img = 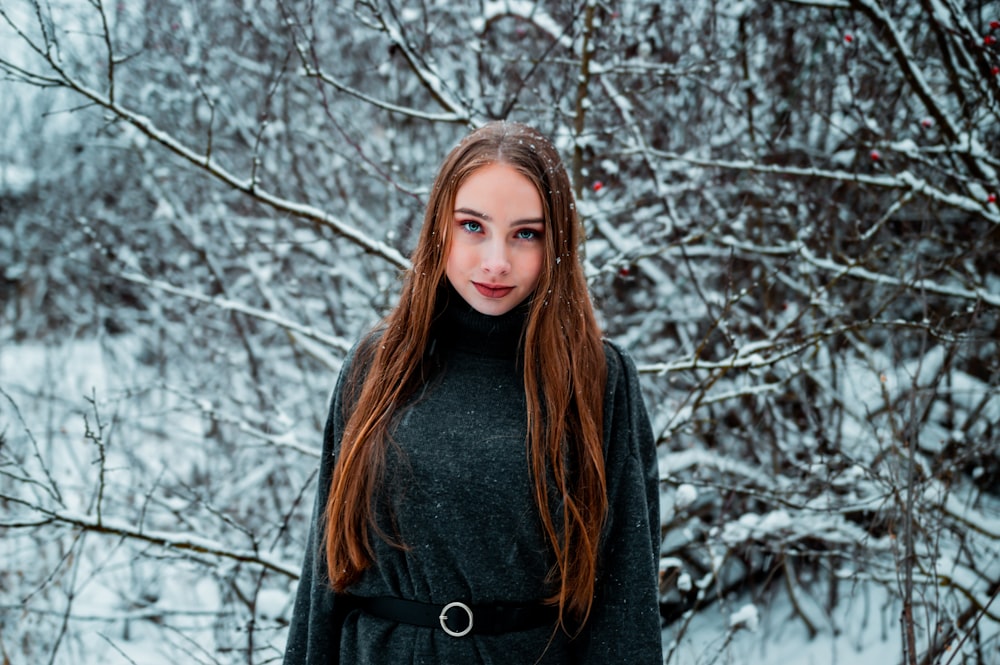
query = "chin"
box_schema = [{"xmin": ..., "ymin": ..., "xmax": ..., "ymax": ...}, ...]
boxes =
[
  {"xmin": 471, "ymin": 301, "xmax": 514, "ymax": 316},
  {"xmin": 463, "ymin": 291, "xmax": 523, "ymax": 316}
]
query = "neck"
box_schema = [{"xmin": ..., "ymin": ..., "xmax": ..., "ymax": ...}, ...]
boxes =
[{"xmin": 432, "ymin": 285, "xmax": 530, "ymax": 358}]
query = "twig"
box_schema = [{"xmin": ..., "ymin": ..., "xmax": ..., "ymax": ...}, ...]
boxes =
[
  {"xmin": 83, "ymin": 389, "xmax": 107, "ymax": 525},
  {"xmin": 0, "ymin": 386, "xmax": 63, "ymax": 504}
]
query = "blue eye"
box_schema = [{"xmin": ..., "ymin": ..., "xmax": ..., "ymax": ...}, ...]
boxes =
[
  {"xmin": 516, "ymin": 229, "xmax": 540, "ymax": 240},
  {"xmin": 460, "ymin": 221, "xmax": 482, "ymax": 233}
]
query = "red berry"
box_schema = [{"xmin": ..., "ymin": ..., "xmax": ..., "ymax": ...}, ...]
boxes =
[
  {"xmin": 986, "ymin": 35, "xmax": 997, "ymax": 45},
  {"xmin": 844, "ymin": 33, "xmax": 853, "ymax": 43},
  {"xmin": 921, "ymin": 118, "xmax": 933, "ymax": 128},
  {"xmin": 592, "ymin": 181, "xmax": 604, "ymax": 192},
  {"xmin": 870, "ymin": 149, "xmax": 881, "ymax": 161},
  {"xmin": 988, "ymin": 194, "xmax": 997, "ymax": 203},
  {"xmin": 618, "ymin": 266, "xmax": 630, "ymax": 277},
  {"xmin": 991, "ymin": 20, "xmax": 1000, "ymax": 30},
  {"xmin": 993, "ymin": 66, "xmax": 1000, "ymax": 75}
]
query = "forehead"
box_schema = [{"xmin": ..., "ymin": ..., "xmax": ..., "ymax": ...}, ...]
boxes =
[{"xmin": 454, "ymin": 163, "xmax": 543, "ymax": 220}]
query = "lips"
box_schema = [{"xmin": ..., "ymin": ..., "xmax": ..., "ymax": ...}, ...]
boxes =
[{"xmin": 473, "ymin": 282, "xmax": 515, "ymax": 299}]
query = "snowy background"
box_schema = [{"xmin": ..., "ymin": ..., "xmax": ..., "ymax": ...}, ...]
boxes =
[{"xmin": 1, "ymin": 1, "xmax": 998, "ymax": 663}]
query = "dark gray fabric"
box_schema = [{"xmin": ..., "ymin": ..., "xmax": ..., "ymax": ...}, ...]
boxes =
[{"xmin": 284, "ymin": 298, "xmax": 662, "ymax": 664}]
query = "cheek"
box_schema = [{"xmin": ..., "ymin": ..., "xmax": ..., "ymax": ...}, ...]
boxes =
[
  {"xmin": 445, "ymin": 238, "xmax": 474, "ymax": 274},
  {"xmin": 448, "ymin": 242, "xmax": 467, "ymax": 266},
  {"xmin": 526, "ymin": 247, "xmax": 545, "ymax": 285}
]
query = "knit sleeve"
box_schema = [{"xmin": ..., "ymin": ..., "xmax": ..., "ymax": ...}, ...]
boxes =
[
  {"xmin": 571, "ymin": 341, "xmax": 662, "ymax": 663},
  {"xmin": 283, "ymin": 345, "xmax": 360, "ymax": 665}
]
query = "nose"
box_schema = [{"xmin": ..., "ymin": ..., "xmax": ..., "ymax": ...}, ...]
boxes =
[{"xmin": 481, "ymin": 239, "xmax": 511, "ymax": 275}]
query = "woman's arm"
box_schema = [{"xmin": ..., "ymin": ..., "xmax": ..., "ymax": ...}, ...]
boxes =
[
  {"xmin": 571, "ymin": 341, "xmax": 662, "ymax": 664},
  {"xmin": 283, "ymin": 348, "xmax": 359, "ymax": 665},
  {"xmin": 283, "ymin": 463, "xmax": 339, "ymax": 665}
]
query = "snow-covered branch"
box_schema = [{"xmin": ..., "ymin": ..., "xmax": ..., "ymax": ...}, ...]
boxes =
[
  {"xmin": 364, "ymin": 0, "xmax": 479, "ymax": 123},
  {"xmin": 119, "ymin": 272, "xmax": 353, "ymax": 359},
  {"xmin": 642, "ymin": 149, "xmax": 1000, "ymax": 226},
  {"xmin": 0, "ymin": 501, "xmax": 300, "ymax": 579}
]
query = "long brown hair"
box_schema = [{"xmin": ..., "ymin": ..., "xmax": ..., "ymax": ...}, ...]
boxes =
[{"xmin": 324, "ymin": 121, "xmax": 608, "ymax": 630}]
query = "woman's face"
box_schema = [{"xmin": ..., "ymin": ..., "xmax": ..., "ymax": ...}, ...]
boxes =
[{"xmin": 445, "ymin": 162, "xmax": 545, "ymax": 316}]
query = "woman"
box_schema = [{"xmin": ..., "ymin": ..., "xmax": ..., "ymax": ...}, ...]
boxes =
[{"xmin": 284, "ymin": 121, "xmax": 662, "ymax": 664}]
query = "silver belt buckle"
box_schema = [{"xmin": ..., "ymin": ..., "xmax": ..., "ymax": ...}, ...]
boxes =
[{"xmin": 439, "ymin": 601, "xmax": 474, "ymax": 637}]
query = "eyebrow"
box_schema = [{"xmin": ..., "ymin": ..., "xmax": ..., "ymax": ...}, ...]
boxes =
[{"xmin": 454, "ymin": 207, "xmax": 544, "ymax": 226}]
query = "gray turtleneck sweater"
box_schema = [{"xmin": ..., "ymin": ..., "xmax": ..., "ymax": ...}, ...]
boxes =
[{"xmin": 284, "ymin": 295, "xmax": 662, "ymax": 664}]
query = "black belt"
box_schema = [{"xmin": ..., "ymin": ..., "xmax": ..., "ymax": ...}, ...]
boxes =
[{"xmin": 339, "ymin": 594, "xmax": 558, "ymax": 637}]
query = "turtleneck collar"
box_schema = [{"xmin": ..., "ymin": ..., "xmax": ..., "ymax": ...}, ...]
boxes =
[{"xmin": 432, "ymin": 284, "xmax": 530, "ymax": 359}]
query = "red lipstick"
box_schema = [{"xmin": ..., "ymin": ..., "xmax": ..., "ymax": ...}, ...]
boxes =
[{"xmin": 474, "ymin": 282, "xmax": 514, "ymax": 299}]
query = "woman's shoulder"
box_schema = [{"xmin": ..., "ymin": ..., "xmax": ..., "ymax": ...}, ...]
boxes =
[
  {"xmin": 328, "ymin": 327, "xmax": 386, "ymax": 408},
  {"xmin": 599, "ymin": 338, "xmax": 656, "ymax": 470},
  {"xmin": 598, "ymin": 339, "xmax": 648, "ymax": 434},
  {"xmin": 600, "ymin": 338, "xmax": 641, "ymax": 388},
  {"xmin": 340, "ymin": 326, "xmax": 386, "ymax": 372}
]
